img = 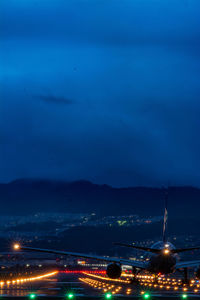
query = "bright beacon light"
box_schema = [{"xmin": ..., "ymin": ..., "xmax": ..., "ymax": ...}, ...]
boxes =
[
  {"xmin": 29, "ymin": 294, "xmax": 37, "ymax": 299},
  {"xmin": 163, "ymin": 249, "xmax": 170, "ymax": 255},
  {"xmin": 182, "ymin": 294, "xmax": 188, "ymax": 299},
  {"xmin": 13, "ymin": 243, "xmax": 20, "ymax": 250}
]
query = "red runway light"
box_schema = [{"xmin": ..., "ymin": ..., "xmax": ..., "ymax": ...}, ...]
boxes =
[{"xmin": 60, "ymin": 270, "xmax": 106, "ymax": 274}]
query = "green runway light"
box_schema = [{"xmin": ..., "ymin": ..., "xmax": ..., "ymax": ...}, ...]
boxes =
[
  {"xmin": 29, "ymin": 294, "xmax": 36, "ymax": 299},
  {"xmin": 182, "ymin": 294, "xmax": 188, "ymax": 299},
  {"xmin": 105, "ymin": 292, "xmax": 112, "ymax": 299},
  {"xmin": 67, "ymin": 293, "xmax": 75, "ymax": 299},
  {"xmin": 143, "ymin": 293, "xmax": 150, "ymax": 299}
]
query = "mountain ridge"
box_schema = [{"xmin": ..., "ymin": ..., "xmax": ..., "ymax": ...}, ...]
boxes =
[{"xmin": 0, "ymin": 179, "xmax": 199, "ymax": 216}]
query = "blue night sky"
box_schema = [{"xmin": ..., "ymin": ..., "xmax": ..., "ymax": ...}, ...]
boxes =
[{"xmin": 0, "ymin": 0, "xmax": 200, "ymax": 187}]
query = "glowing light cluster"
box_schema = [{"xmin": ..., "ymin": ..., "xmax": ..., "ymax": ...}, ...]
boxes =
[
  {"xmin": 82, "ymin": 272, "xmax": 130, "ymax": 283},
  {"xmin": 0, "ymin": 271, "xmax": 58, "ymax": 287},
  {"xmin": 79, "ymin": 270, "xmax": 200, "ymax": 295},
  {"xmin": 79, "ymin": 277, "xmax": 122, "ymax": 295}
]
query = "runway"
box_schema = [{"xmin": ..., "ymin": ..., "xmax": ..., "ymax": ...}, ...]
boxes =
[{"xmin": 0, "ymin": 270, "xmax": 200, "ymax": 299}]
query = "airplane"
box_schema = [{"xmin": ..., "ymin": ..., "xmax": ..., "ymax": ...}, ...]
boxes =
[{"xmin": 13, "ymin": 196, "xmax": 200, "ymax": 284}]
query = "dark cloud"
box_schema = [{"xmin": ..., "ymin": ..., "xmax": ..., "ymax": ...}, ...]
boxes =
[
  {"xmin": 0, "ymin": 0, "xmax": 200, "ymax": 187},
  {"xmin": 36, "ymin": 95, "xmax": 73, "ymax": 105}
]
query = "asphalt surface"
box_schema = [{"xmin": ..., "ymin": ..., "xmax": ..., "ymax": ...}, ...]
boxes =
[{"xmin": 0, "ymin": 272, "xmax": 200, "ymax": 299}]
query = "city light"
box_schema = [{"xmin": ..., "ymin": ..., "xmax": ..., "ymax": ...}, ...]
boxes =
[
  {"xmin": 82, "ymin": 272, "xmax": 130, "ymax": 283},
  {"xmin": 79, "ymin": 270, "xmax": 200, "ymax": 296}
]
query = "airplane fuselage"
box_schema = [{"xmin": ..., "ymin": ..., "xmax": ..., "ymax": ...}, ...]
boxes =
[{"xmin": 147, "ymin": 253, "xmax": 176, "ymax": 274}]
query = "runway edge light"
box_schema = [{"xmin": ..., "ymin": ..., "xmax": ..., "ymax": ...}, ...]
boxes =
[
  {"xmin": 143, "ymin": 293, "xmax": 151, "ymax": 299},
  {"xmin": 29, "ymin": 294, "xmax": 37, "ymax": 299},
  {"xmin": 67, "ymin": 292, "xmax": 75, "ymax": 299},
  {"xmin": 105, "ymin": 292, "xmax": 112, "ymax": 299}
]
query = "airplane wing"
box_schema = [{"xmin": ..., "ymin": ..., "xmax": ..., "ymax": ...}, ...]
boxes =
[
  {"xmin": 176, "ymin": 260, "xmax": 200, "ymax": 269},
  {"xmin": 115, "ymin": 243, "xmax": 200, "ymax": 254},
  {"xmin": 114, "ymin": 243, "xmax": 160, "ymax": 253},
  {"xmin": 172, "ymin": 247, "xmax": 200, "ymax": 254},
  {"xmin": 14, "ymin": 245, "xmax": 146, "ymax": 269}
]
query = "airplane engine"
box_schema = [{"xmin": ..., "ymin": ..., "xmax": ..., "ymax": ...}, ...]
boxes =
[
  {"xmin": 106, "ymin": 263, "xmax": 122, "ymax": 279},
  {"xmin": 195, "ymin": 267, "xmax": 200, "ymax": 279}
]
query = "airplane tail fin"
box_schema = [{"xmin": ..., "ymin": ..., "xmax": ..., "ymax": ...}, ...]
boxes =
[
  {"xmin": 162, "ymin": 188, "xmax": 168, "ymax": 244},
  {"xmin": 115, "ymin": 188, "xmax": 200, "ymax": 254}
]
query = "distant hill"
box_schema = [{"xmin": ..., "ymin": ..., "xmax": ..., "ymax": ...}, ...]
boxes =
[
  {"xmin": 16, "ymin": 220, "xmax": 200, "ymax": 256},
  {"xmin": 0, "ymin": 179, "xmax": 199, "ymax": 217}
]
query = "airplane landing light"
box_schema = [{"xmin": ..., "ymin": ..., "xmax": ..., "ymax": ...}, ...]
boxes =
[{"xmin": 163, "ymin": 249, "xmax": 170, "ymax": 255}]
